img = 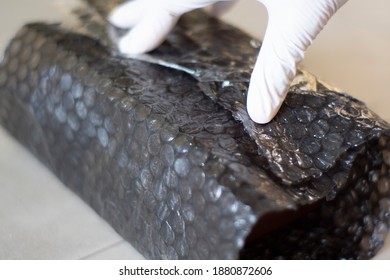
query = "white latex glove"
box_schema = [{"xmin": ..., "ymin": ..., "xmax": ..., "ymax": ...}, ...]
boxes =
[{"xmin": 109, "ymin": 0, "xmax": 348, "ymax": 124}]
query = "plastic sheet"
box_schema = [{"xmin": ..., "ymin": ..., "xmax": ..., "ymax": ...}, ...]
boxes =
[{"xmin": 0, "ymin": 1, "xmax": 389, "ymax": 259}]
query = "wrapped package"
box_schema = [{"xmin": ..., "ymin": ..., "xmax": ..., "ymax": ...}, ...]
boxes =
[{"xmin": 0, "ymin": 0, "xmax": 389, "ymax": 259}]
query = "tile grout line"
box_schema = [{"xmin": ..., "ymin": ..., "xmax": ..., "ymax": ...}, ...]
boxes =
[{"xmin": 78, "ymin": 240, "xmax": 125, "ymax": 260}]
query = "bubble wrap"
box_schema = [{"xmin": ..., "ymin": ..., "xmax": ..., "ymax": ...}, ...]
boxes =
[{"xmin": 0, "ymin": 1, "xmax": 389, "ymax": 259}]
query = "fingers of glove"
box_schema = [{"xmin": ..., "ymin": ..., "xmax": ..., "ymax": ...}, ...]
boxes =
[
  {"xmin": 109, "ymin": 0, "xmax": 226, "ymax": 28},
  {"xmin": 112, "ymin": 0, "xmax": 226, "ymax": 54},
  {"xmin": 108, "ymin": 0, "xmax": 146, "ymax": 29},
  {"xmin": 117, "ymin": 7, "xmax": 179, "ymax": 54},
  {"xmin": 247, "ymin": 0, "xmax": 348, "ymax": 124},
  {"xmin": 247, "ymin": 32, "xmax": 297, "ymax": 124}
]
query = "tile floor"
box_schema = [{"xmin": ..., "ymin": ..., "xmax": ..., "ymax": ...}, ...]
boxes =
[{"xmin": 0, "ymin": 0, "xmax": 389, "ymax": 259}]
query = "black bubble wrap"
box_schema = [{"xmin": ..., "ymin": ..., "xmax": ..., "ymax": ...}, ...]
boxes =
[{"xmin": 0, "ymin": 1, "xmax": 390, "ymax": 259}]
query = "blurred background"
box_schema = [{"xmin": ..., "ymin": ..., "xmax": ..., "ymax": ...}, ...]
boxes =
[{"xmin": 0, "ymin": 0, "xmax": 389, "ymax": 259}]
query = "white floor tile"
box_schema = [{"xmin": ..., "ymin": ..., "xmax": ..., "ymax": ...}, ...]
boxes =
[
  {"xmin": 0, "ymin": 127, "xmax": 126, "ymax": 259},
  {"xmin": 82, "ymin": 241, "xmax": 144, "ymax": 260}
]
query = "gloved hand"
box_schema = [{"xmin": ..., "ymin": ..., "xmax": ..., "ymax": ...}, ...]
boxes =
[{"xmin": 109, "ymin": 0, "xmax": 348, "ymax": 124}]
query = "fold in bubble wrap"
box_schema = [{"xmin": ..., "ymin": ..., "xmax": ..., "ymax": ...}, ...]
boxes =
[{"xmin": 0, "ymin": 0, "xmax": 389, "ymax": 259}]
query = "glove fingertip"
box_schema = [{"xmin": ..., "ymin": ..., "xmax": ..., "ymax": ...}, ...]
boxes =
[
  {"xmin": 118, "ymin": 32, "xmax": 153, "ymax": 54},
  {"xmin": 247, "ymin": 105, "xmax": 276, "ymax": 124},
  {"xmin": 246, "ymin": 87, "xmax": 278, "ymax": 124}
]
